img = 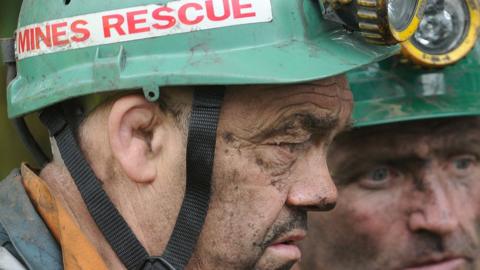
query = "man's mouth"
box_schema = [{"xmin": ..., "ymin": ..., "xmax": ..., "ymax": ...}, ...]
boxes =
[
  {"xmin": 404, "ymin": 255, "xmax": 468, "ymax": 270},
  {"xmin": 271, "ymin": 231, "xmax": 306, "ymax": 246},
  {"xmin": 266, "ymin": 229, "xmax": 306, "ymax": 262}
]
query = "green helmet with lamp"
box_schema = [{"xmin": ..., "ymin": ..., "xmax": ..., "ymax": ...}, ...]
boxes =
[
  {"xmin": 1, "ymin": 0, "xmax": 408, "ymax": 269},
  {"xmin": 348, "ymin": 0, "xmax": 480, "ymax": 128}
]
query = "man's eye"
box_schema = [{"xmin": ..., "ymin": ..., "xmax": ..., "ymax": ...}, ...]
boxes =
[
  {"xmin": 269, "ymin": 138, "xmax": 311, "ymax": 151},
  {"xmin": 358, "ymin": 166, "xmax": 400, "ymax": 190},
  {"xmin": 275, "ymin": 142, "xmax": 304, "ymax": 152},
  {"xmin": 370, "ymin": 167, "xmax": 390, "ymax": 181},
  {"xmin": 449, "ymin": 155, "xmax": 478, "ymax": 176}
]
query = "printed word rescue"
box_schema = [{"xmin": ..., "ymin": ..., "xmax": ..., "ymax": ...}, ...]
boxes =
[{"xmin": 16, "ymin": 0, "xmax": 272, "ymax": 59}]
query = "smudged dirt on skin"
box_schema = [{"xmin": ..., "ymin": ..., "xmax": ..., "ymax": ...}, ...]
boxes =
[
  {"xmin": 325, "ymin": 208, "xmax": 380, "ymax": 264},
  {"xmin": 223, "ymin": 132, "xmax": 235, "ymax": 144},
  {"xmin": 254, "ymin": 150, "xmax": 295, "ymax": 176},
  {"xmin": 221, "ymin": 130, "xmax": 295, "ymax": 192},
  {"xmin": 203, "ymin": 127, "xmax": 308, "ymax": 269},
  {"xmin": 203, "ymin": 163, "xmax": 267, "ymax": 269}
]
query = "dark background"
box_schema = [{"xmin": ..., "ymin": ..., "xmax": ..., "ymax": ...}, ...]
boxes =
[{"xmin": 0, "ymin": 0, "xmax": 49, "ymax": 179}]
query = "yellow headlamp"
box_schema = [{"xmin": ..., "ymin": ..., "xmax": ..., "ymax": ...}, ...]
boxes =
[
  {"xmin": 402, "ymin": 0, "xmax": 479, "ymax": 68},
  {"xmin": 320, "ymin": 0, "xmax": 427, "ymax": 45}
]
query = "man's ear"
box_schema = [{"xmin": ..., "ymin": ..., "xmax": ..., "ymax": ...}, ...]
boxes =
[{"xmin": 108, "ymin": 95, "xmax": 163, "ymax": 183}]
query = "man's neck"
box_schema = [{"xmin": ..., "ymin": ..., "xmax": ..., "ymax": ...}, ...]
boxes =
[
  {"xmin": 39, "ymin": 160, "xmax": 182, "ymax": 268},
  {"xmin": 39, "ymin": 163, "xmax": 127, "ymax": 270}
]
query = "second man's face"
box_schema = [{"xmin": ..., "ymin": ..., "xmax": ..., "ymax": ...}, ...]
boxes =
[{"xmin": 299, "ymin": 117, "xmax": 480, "ymax": 270}]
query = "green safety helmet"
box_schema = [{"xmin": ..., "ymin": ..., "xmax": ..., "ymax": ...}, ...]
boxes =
[
  {"xmin": 7, "ymin": 0, "xmax": 400, "ymax": 118},
  {"xmin": 348, "ymin": 41, "xmax": 480, "ymax": 127},
  {"xmin": 2, "ymin": 1, "xmax": 400, "ymax": 269},
  {"xmin": 349, "ymin": 0, "xmax": 480, "ymax": 127}
]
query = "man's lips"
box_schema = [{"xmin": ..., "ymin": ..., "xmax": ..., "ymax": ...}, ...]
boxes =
[
  {"xmin": 266, "ymin": 229, "xmax": 307, "ymax": 262},
  {"xmin": 270, "ymin": 229, "xmax": 307, "ymax": 246},
  {"xmin": 404, "ymin": 256, "xmax": 468, "ymax": 270}
]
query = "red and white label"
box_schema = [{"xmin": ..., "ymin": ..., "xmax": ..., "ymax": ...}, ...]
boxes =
[{"xmin": 15, "ymin": 0, "xmax": 272, "ymax": 60}]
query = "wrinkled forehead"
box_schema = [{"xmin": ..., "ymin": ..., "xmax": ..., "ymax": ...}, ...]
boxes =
[
  {"xmin": 330, "ymin": 117, "xmax": 480, "ymax": 160},
  {"xmin": 224, "ymin": 75, "xmax": 350, "ymax": 112},
  {"xmin": 225, "ymin": 75, "xmax": 350, "ymax": 102},
  {"xmin": 219, "ymin": 75, "xmax": 352, "ymax": 131}
]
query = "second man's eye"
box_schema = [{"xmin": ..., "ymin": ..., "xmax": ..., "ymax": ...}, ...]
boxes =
[
  {"xmin": 448, "ymin": 154, "xmax": 478, "ymax": 177},
  {"xmin": 359, "ymin": 166, "xmax": 401, "ymax": 190},
  {"xmin": 370, "ymin": 167, "xmax": 390, "ymax": 182},
  {"xmin": 454, "ymin": 156, "xmax": 475, "ymax": 170}
]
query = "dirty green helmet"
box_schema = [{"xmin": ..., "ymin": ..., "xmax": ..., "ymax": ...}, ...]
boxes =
[
  {"xmin": 7, "ymin": 0, "xmax": 399, "ymax": 118},
  {"xmin": 349, "ymin": 0, "xmax": 480, "ymax": 128},
  {"xmin": 348, "ymin": 41, "xmax": 480, "ymax": 127}
]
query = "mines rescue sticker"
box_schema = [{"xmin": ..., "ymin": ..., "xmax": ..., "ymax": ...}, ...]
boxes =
[{"xmin": 15, "ymin": 0, "xmax": 273, "ymax": 59}]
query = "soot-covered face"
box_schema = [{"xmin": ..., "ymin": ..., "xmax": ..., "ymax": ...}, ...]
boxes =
[
  {"xmin": 299, "ymin": 117, "xmax": 480, "ymax": 270},
  {"xmin": 188, "ymin": 75, "xmax": 353, "ymax": 270}
]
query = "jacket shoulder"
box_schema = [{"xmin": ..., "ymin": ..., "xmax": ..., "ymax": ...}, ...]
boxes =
[{"xmin": 0, "ymin": 169, "xmax": 62, "ymax": 270}]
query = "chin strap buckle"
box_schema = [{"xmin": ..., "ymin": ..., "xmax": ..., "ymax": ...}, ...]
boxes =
[{"xmin": 140, "ymin": 257, "xmax": 176, "ymax": 270}]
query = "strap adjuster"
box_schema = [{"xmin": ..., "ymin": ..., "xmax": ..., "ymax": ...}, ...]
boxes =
[
  {"xmin": 39, "ymin": 107, "xmax": 68, "ymax": 137},
  {"xmin": 139, "ymin": 257, "xmax": 176, "ymax": 270}
]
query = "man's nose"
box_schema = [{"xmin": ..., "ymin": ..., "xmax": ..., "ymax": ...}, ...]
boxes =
[
  {"xmin": 408, "ymin": 173, "xmax": 459, "ymax": 235},
  {"xmin": 286, "ymin": 158, "xmax": 337, "ymax": 211}
]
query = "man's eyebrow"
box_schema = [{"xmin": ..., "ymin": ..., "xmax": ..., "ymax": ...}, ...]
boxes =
[
  {"xmin": 436, "ymin": 137, "xmax": 480, "ymax": 156},
  {"xmin": 300, "ymin": 113, "xmax": 339, "ymax": 132},
  {"xmin": 252, "ymin": 113, "xmax": 340, "ymax": 141}
]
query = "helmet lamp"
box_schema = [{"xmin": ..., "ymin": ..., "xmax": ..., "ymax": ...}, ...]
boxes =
[
  {"xmin": 402, "ymin": 0, "xmax": 479, "ymax": 67},
  {"xmin": 320, "ymin": 0, "xmax": 427, "ymax": 45}
]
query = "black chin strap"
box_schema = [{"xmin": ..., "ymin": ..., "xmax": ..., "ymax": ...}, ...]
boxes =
[
  {"xmin": 162, "ymin": 88, "xmax": 224, "ymax": 268},
  {"xmin": 39, "ymin": 88, "xmax": 224, "ymax": 270},
  {"xmin": 40, "ymin": 106, "xmax": 150, "ymax": 269}
]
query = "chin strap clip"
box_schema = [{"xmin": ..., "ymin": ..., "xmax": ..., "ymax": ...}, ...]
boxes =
[{"xmin": 140, "ymin": 257, "xmax": 176, "ymax": 270}]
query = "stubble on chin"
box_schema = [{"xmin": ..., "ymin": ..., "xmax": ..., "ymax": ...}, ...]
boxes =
[{"xmin": 254, "ymin": 255, "xmax": 297, "ymax": 270}]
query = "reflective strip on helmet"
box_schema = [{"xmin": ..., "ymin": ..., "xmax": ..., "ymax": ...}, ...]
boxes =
[{"xmin": 15, "ymin": 0, "xmax": 273, "ymax": 60}]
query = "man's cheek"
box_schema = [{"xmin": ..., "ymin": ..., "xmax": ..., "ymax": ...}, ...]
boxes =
[
  {"xmin": 464, "ymin": 182, "xmax": 480, "ymax": 246},
  {"xmin": 340, "ymin": 187, "xmax": 403, "ymax": 234},
  {"xmin": 212, "ymin": 141, "xmax": 293, "ymax": 263},
  {"xmin": 338, "ymin": 189, "xmax": 387, "ymax": 228},
  {"xmin": 348, "ymin": 208, "xmax": 390, "ymax": 235},
  {"xmin": 318, "ymin": 206, "xmax": 384, "ymax": 263},
  {"xmin": 201, "ymin": 185, "xmax": 267, "ymax": 267},
  {"xmin": 211, "ymin": 171, "xmax": 284, "ymax": 262}
]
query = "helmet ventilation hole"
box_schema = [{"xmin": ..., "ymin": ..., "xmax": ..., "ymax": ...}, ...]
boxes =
[
  {"xmin": 143, "ymin": 86, "xmax": 160, "ymax": 102},
  {"xmin": 64, "ymin": 0, "xmax": 71, "ymax": 5}
]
